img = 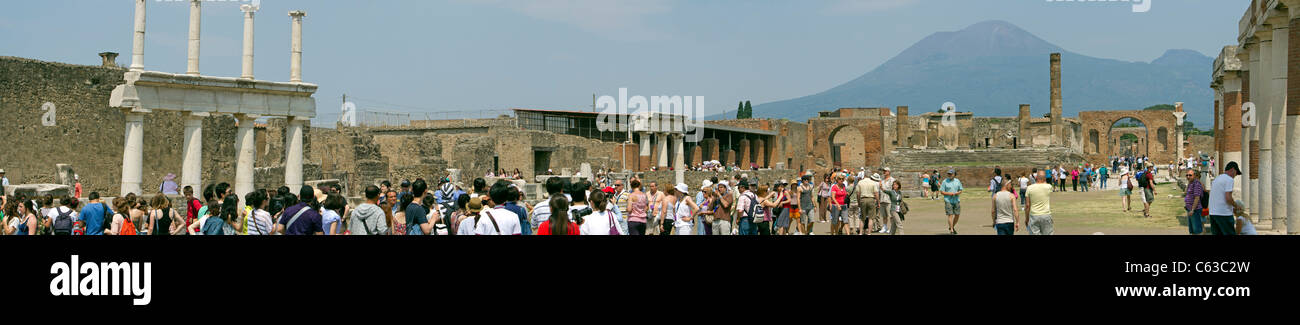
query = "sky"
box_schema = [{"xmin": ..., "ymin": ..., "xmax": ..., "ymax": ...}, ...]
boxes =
[{"xmin": 0, "ymin": 0, "xmax": 1247, "ymax": 127}]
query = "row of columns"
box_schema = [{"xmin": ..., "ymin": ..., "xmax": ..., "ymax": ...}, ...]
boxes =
[
  {"xmin": 120, "ymin": 0, "xmax": 310, "ymax": 197},
  {"xmin": 1232, "ymin": 3, "xmax": 1298, "ymax": 234},
  {"xmin": 633, "ymin": 132, "xmax": 774, "ymax": 171}
]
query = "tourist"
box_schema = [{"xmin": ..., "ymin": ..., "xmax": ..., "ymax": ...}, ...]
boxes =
[
  {"xmin": 9, "ymin": 199, "xmax": 38, "ymax": 235},
  {"xmin": 938, "ymin": 169, "xmax": 963, "ymax": 235},
  {"xmin": 646, "ymin": 181, "xmax": 663, "ymax": 235},
  {"xmin": 321, "ymin": 194, "xmax": 346, "ymax": 235},
  {"xmin": 1018, "ymin": 172, "xmax": 1030, "ymax": 207},
  {"xmin": 1140, "ymin": 164, "xmax": 1156, "ymax": 218},
  {"xmin": 714, "ymin": 182, "xmax": 734, "ymax": 236},
  {"xmin": 1044, "ymin": 167, "xmax": 1055, "ymax": 193},
  {"xmin": 817, "ymin": 173, "xmax": 834, "ymax": 224},
  {"xmin": 1207, "ymin": 162, "xmax": 1240, "ymax": 235},
  {"xmin": 273, "ymin": 185, "xmax": 325, "ymax": 235},
  {"xmin": 147, "ymin": 194, "xmax": 184, "ymax": 235},
  {"xmin": 621, "ymin": 178, "xmax": 647, "ymax": 235},
  {"xmin": 470, "ymin": 178, "xmax": 487, "ymax": 198},
  {"xmin": 920, "ymin": 172, "xmax": 931, "ymax": 199},
  {"xmin": 388, "ymin": 191, "xmax": 406, "ymax": 235},
  {"xmin": 772, "ymin": 181, "xmax": 791, "ymax": 235},
  {"xmin": 991, "ymin": 180, "xmax": 1020, "ymax": 235},
  {"xmin": 1118, "ymin": 170, "xmax": 1134, "ymax": 212},
  {"xmin": 883, "ymin": 178, "xmax": 904, "ymax": 235},
  {"xmin": 74, "ymin": 175, "xmax": 82, "ymax": 199},
  {"xmin": 405, "ymin": 179, "xmax": 437, "ymax": 235},
  {"xmin": 1233, "ymin": 200, "xmax": 1256, "ymax": 235},
  {"xmin": 128, "ymin": 194, "xmax": 148, "ymax": 235},
  {"xmin": 930, "ymin": 170, "xmax": 941, "ymax": 200},
  {"xmin": 843, "ymin": 175, "xmax": 859, "ymax": 234},
  {"xmin": 537, "ymin": 196, "xmax": 578, "ymax": 235},
  {"xmin": 48, "ymin": 196, "xmax": 78, "ymax": 235},
  {"xmin": 988, "ymin": 168, "xmax": 1003, "ymax": 193},
  {"xmin": 531, "ymin": 178, "xmax": 567, "ymax": 233},
  {"xmin": 735, "ymin": 179, "xmax": 758, "ymax": 235},
  {"xmin": 1182, "ymin": 170, "xmax": 1206, "ymax": 235},
  {"xmin": 1080, "ymin": 165, "xmax": 1090, "ymax": 192},
  {"xmin": 243, "ymin": 191, "xmax": 274, "ymax": 235},
  {"xmin": 827, "ymin": 174, "xmax": 850, "ymax": 235},
  {"xmin": 182, "ymin": 186, "xmax": 200, "ymax": 232},
  {"xmin": 579, "ymin": 191, "xmax": 622, "ymax": 235},
  {"xmin": 347, "ymin": 185, "xmax": 387, "ymax": 235},
  {"xmin": 1024, "ymin": 170, "xmax": 1054, "ymax": 235},
  {"xmin": 669, "ymin": 183, "xmax": 698, "ymax": 235},
  {"xmin": 0, "ymin": 169, "xmax": 8, "ymax": 190},
  {"xmin": 501, "ymin": 183, "xmax": 530, "ymax": 235},
  {"xmin": 1070, "ymin": 167, "xmax": 1079, "ymax": 192},
  {"xmin": 1099, "ymin": 164, "xmax": 1109, "ymax": 190},
  {"xmin": 457, "ymin": 197, "xmax": 483, "ymax": 235},
  {"xmin": 160, "ymin": 173, "xmax": 180, "ymax": 195},
  {"xmin": 753, "ymin": 184, "xmax": 775, "ymax": 235},
  {"xmin": 80, "ymin": 192, "xmax": 112, "ymax": 235},
  {"xmin": 695, "ymin": 181, "xmax": 712, "ymax": 235},
  {"xmin": 475, "ymin": 181, "xmax": 523, "ymax": 235}
]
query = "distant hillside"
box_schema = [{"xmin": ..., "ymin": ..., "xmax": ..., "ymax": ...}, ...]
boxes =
[{"xmin": 717, "ymin": 20, "xmax": 1212, "ymax": 125}]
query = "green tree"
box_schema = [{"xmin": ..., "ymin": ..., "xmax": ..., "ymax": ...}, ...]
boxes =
[
  {"xmin": 736, "ymin": 101, "xmax": 745, "ymax": 119},
  {"xmin": 1143, "ymin": 104, "xmax": 1176, "ymax": 111},
  {"xmin": 743, "ymin": 101, "xmax": 753, "ymax": 119}
]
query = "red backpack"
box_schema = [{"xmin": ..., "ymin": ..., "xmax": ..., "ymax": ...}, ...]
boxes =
[{"xmin": 119, "ymin": 215, "xmax": 137, "ymax": 236}]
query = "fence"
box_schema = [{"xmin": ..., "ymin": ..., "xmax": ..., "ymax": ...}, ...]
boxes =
[{"xmin": 354, "ymin": 109, "xmax": 514, "ymax": 127}]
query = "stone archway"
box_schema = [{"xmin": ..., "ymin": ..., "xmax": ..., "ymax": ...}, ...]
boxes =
[
  {"xmin": 1079, "ymin": 110, "xmax": 1180, "ymax": 163},
  {"xmin": 1103, "ymin": 117, "xmax": 1149, "ymax": 159},
  {"xmin": 829, "ymin": 125, "xmax": 866, "ymax": 169}
]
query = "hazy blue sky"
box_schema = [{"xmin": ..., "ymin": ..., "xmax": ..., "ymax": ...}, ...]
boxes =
[{"xmin": 1, "ymin": 0, "xmax": 1246, "ymax": 126}]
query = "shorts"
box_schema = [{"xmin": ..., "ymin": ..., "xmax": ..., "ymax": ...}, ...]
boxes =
[
  {"xmin": 1119, "ymin": 188, "xmax": 1131, "ymax": 196},
  {"xmin": 859, "ymin": 201, "xmax": 876, "ymax": 221},
  {"xmin": 944, "ymin": 201, "xmax": 961, "ymax": 215},
  {"xmin": 829, "ymin": 205, "xmax": 850, "ymax": 223},
  {"xmin": 1142, "ymin": 188, "xmax": 1155, "ymax": 203},
  {"xmin": 801, "ymin": 208, "xmax": 815, "ymax": 225}
]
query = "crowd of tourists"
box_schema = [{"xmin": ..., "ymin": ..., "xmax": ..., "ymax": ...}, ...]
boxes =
[{"xmin": 0, "ymin": 156, "xmax": 1255, "ymax": 235}]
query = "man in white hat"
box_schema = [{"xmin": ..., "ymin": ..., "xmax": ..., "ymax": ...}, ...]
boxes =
[{"xmin": 854, "ymin": 171, "xmax": 880, "ymax": 235}]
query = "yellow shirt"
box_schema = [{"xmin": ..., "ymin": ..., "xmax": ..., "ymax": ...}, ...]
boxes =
[{"xmin": 1026, "ymin": 183, "xmax": 1053, "ymax": 216}]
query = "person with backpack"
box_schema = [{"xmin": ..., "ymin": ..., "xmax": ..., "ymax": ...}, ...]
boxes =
[
  {"xmin": 400, "ymin": 180, "xmax": 434, "ymax": 235},
  {"xmin": 736, "ymin": 179, "xmax": 758, "ymax": 235},
  {"xmin": 1184, "ymin": 170, "xmax": 1206, "ymax": 235},
  {"xmin": 884, "ymin": 177, "xmax": 905, "ymax": 235},
  {"xmin": 349, "ymin": 185, "xmax": 389, "ymax": 235},
  {"xmin": 107, "ymin": 195, "xmax": 137, "ymax": 235},
  {"xmin": 475, "ymin": 181, "xmax": 523, "ymax": 235},
  {"xmin": 668, "ymin": 183, "xmax": 697, "ymax": 236},
  {"xmin": 273, "ymin": 185, "xmax": 325, "ymax": 235},
  {"xmin": 243, "ymin": 191, "xmax": 275, "ymax": 235},
  {"xmin": 988, "ymin": 168, "xmax": 1003, "ymax": 193},
  {"xmin": 147, "ymin": 194, "xmax": 185, "ymax": 235},
  {"xmin": 1139, "ymin": 164, "xmax": 1157, "ymax": 218},
  {"xmin": 321, "ymin": 194, "xmax": 346, "ymax": 235},
  {"xmin": 49, "ymin": 196, "xmax": 79, "ymax": 235},
  {"xmin": 80, "ymin": 192, "xmax": 113, "ymax": 235}
]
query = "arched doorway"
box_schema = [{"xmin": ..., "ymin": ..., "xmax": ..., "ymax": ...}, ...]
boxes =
[
  {"xmin": 829, "ymin": 125, "xmax": 865, "ymax": 169},
  {"xmin": 1105, "ymin": 117, "xmax": 1149, "ymax": 158}
]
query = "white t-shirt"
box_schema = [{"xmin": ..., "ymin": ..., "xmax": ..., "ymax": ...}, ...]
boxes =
[
  {"xmin": 579, "ymin": 210, "xmax": 620, "ymax": 235},
  {"xmin": 1018, "ymin": 177, "xmax": 1029, "ymax": 189},
  {"xmin": 47, "ymin": 206, "xmax": 79, "ymax": 222},
  {"xmin": 474, "ymin": 207, "xmax": 522, "ymax": 235},
  {"xmin": 457, "ymin": 216, "xmax": 476, "ymax": 235},
  {"xmin": 1209, "ymin": 174, "xmax": 1235, "ymax": 216},
  {"xmin": 673, "ymin": 199, "xmax": 693, "ymax": 232}
]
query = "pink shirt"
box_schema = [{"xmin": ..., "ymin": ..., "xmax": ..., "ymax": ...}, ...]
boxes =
[{"xmin": 627, "ymin": 192, "xmax": 648, "ymax": 223}]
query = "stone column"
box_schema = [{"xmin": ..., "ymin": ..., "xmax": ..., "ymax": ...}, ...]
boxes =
[
  {"xmin": 1256, "ymin": 35, "xmax": 1273, "ymax": 224},
  {"xmin": 706, "ymin": 138, "xmax": 720, "ymax": 162},
  {"xmin": 896, "ymin": 106, "xmax": 909, "ymax": 148},
  {"xmin": 289, "ymin": 11, "xmax": 306, "ymax": 83},
  {"xmin": 186, "ymin": 0, "xmax": 201, "ymax": 76},
  {"xmin": 656, "ymin": 133, "xmax": 669, "ymax": 168},
  {"xmin": 234, "ymin": 114, "xmax": 259, "ymax": 208},
  {"xmin": 1286, "ymin": 16, "xmax": 1300, "ymax": 233},
  {"xmin": 754, "ymin": 138, "xmax": 767, "ymax": 168},
  {"xmin": 1271, "ymin": 24, "xmax": 1289, "ymax": 232},
  {"xmin": 1018, "ymin": 104, "xmax": 1030, "ymax": 147},
  {"xmin": 1050, "ymin": 53, "xmax": 1063, "ymax": 146},
  {"xmin": 120, "ymin": 111, "xmax": 145, "ymax": 196},
  {"xmin": 180, "ymin": 112, "xmax": 207, "ymax": 191},
  {"xmin": 673, "ymin": 134, "xmax": 685, "ymax": 171},
  {"xmin": 1244, "ymin": 44, "xmax": 1260, "ymax": 221},
  {"xmin": 240, "ymin": 4, "xmax": 259, "ymax": 79},
  {"xmin": 284, "ymin": 117, "xmax": 306, "ymax": 191},
  {"xmin": 1174, "ymin": 102, "xmax": 1186, "ymax": 162},
  {"xmin": 130, "ymin": 0, "xmax": 146, "ymax": 71}
]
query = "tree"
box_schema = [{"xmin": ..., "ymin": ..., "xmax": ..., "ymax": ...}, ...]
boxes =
[
  {"xmin": 736, "ymin": 101, "xmax": 745, "ymax": 119},
  {"xmin": 1143, "ymin": 104, "xmax": 1176, "ymax": 111},
  {"xmin": 743, "ymin": 101, "xmax": 753, "ymax": 119}
]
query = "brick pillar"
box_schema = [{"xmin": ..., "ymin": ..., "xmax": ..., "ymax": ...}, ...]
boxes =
[
  {"xmin": 754, "ymin": 139, "xmax": 767, "ymax": 168},
  {"xmin": 706, "ymin": 138, "xmax": 720, "ymax": 163},
  {"xmin": 896, "ymin": 106, "xmax": 909, "ymax": 148},
  {"xmin": 721, "ymin": 149, "xmax": 734, "ymax": 167},
  {"xmin": 690, "ymin": 143, "xmax": 702, "ymax": 168},
  {"xmin": 1018, "ymin": 104, "xmax": 1030, "ymax": 147},
  {"xmin": 737, "ymin": 139, "xmax": 750, "ymax": 169},
  {"xmin": 1050, "ymin": 53, "xmax": 1063, "ymax": 146}
]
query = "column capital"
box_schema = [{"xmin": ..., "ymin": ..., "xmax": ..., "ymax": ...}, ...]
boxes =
[
  {"xmin": 289, "ymin": 10, "xmax": 306, "ymax": 18},
  {"xmin": 234, "ymin": 113, "xmax": 261, "ymax": 122},
  {"xmin": 241, "ymin": 3, "xmax": 260, "ymax": 13}
]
